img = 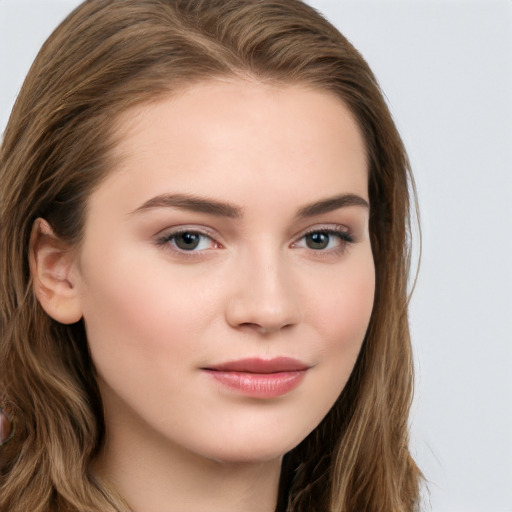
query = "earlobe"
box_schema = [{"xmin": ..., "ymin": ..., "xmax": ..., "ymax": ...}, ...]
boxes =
[{"xmin": 29, "ymin": 218, "xmax": 83, "ymax": 324}]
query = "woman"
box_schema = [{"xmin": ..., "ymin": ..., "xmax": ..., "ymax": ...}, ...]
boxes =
[{"xmin": 0, "ymin": 0, "xmax": 421, "ymax": 510}]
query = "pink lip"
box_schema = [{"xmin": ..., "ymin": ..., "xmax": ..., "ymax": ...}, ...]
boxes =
[
  {"xmin": 202, "ymin": 357, "xmax": 309, "ymax": 398},
  {"xmin": 207, "ymin": 357, "xmax": 309, "ymax": 373}
]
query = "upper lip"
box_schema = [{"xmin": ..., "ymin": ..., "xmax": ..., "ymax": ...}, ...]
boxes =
[{"xmin": 204, "ymin": 357, "xmax": 309, "ymax": 374}]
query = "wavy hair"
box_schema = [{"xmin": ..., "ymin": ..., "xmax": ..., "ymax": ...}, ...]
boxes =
[{"xmin": 0, "ymin": 0, "xmax": 421, "ymax": 510}]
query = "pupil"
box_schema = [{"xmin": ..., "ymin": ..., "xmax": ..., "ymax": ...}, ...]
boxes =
[
  {"xmin": 176, "ymin": 232, "xmax": 200, "ymax": 250},
  {"xmin": 306, "ymin": 232, "xmax": 329, "ymax": 250}
]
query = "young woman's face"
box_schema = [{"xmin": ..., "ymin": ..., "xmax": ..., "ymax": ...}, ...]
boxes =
[{"xmin": 73, "ymin": 80, "xmax": 375, "ymax": 463}]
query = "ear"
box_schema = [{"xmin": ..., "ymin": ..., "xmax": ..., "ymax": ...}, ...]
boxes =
[{"xmin": 29, "ymin": 218, "xmax": 83, "ymax": 324}]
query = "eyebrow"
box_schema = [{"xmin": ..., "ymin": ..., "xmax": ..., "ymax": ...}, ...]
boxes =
[
  {"xmin": 131, "ymin": 192, "xmax": 368, "ymax": 219},
  {"xmin": 296, "ymin": 193, "xmax": 369, "ymax": 218},
  {"xmin": 131, "ymin": 193, "xmax": 243, "ymax": 218}
]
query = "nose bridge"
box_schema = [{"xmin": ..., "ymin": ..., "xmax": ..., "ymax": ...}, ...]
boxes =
[{"xmin": 225, "ymin": 243, "xmax": 301, "ymax": 333}]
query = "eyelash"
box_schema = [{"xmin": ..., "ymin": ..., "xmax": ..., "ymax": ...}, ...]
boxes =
[
  {"xmin": 155, "ymin": 225, "xmax": 355, "ymax": 257},
  {"xmin": 155, "ymin": 228, "xmax": 220, "ymax": 257},
  {"xmin": 292, "ymin": 226, "xmax": 354, "ymax": 254}
]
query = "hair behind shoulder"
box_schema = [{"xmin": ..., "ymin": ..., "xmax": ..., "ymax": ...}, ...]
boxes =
[{"xmin": 0, "ymin": 1, "xmax": 421, "ymax": 511}]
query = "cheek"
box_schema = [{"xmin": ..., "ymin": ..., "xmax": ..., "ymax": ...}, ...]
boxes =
[
  {"xmin": 332, "ymin": 270, "xmax": 375, "ymax": 341},
  {"xmin": 313, "ymin": 252, "xmax": 375, "ymax": 335},
  {"xmin": 77, "ymin": 255, "xmax": 209, "ymax": 372},
  {"xmin": 309, "ymin": 256, "xmax": 375, "ymax": 382}
]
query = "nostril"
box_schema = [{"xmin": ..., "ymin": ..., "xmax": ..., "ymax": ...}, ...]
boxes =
[
  {"xmin": 237, "ymin": 322, "xmax": 294, "ymax": 335},
  {"xmin": 225, "ymin": 283, "xmax": 301, "ymax": 333},
  {"xmin": 238, "ymin": 322, "xmax": 268, "ymax": 333}
]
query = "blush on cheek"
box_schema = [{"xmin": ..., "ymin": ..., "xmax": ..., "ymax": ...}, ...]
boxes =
[
  {"xmin": 327, "ymin": 268, "xmax": 375, "ymax": 330},
  {"xmin": 322, "ymin": 271, "xmax": 375, "ymax": 366}
]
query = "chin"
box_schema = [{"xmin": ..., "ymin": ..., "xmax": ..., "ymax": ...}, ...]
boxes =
[
  {"xmin": 197, "ymin": 430, "xmax": 304, "ymax": 465},
  {"xmin": 208, "ymin": 447, "xmax": 286, "ymax": 465}
]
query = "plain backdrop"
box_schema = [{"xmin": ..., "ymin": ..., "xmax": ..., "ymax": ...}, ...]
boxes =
[{"xmin": 1, "ymin": 1, "xmax": 511, "ymax": 511}]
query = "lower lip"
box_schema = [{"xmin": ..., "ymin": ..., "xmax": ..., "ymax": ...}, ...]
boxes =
[{"xmin": 204, "ymin": 370, "xmax": 306, "ymax": 398}]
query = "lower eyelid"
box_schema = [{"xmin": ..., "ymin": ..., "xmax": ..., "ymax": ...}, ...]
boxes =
[
  {"xmin": 154, "ymin": 226, "xmax": 356, "ymax": 253},
  {"xmin": 298, "ymin": 228, "xmax": 353, "ymax": 242},
  {"xmin": 291, "ymin": 232, "xmax": 354, "ymax": 253},
  {"xmin": 155, "ymin": 230, "xmax": 219, "ymax": 250}
]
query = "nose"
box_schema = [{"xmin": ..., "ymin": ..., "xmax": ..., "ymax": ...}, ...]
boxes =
[{"xmin": 225, "ymin": 250, "xmax": 302, "ymax": 335}]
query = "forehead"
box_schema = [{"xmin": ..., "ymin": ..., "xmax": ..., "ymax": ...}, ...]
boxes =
[{"xmin": 92, "ymin": 79, "xmax": 369, "ymax": 215}]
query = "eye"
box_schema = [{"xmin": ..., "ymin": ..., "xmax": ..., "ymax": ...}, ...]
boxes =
[
  {"xmin": 304, "ymin": 232, "xmax": 333, "ymax": 250},
  {"xmin": 157, "ymin": 230, "xmax": 219, "ymax": 252},
  {"xmin": 294, "ymin": 228, "xmax": 354, "ymax": 252}
]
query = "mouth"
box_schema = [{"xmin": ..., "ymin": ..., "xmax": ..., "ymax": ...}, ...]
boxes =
[
  {"xmin": 205, "ymin": 357, "xmax": 309, "ymax": 374},
  {"xmin": 201, "ymin": 357, "xmax": 310, "ymax": 398}
]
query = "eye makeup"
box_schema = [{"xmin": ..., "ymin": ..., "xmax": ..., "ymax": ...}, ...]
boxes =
[{"xmin": 153, "ymin": 222, "xmax": 356, "ymax": 262}]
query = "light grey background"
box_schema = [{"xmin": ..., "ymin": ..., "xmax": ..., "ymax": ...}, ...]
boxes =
[{"xmin": 1, "ymin": 1, "xmax": 511, "ymax": 511}]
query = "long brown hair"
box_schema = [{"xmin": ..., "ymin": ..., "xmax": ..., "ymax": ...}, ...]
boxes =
[{"xmin": 0, "ymin": 1, "xmax": 421, "ymax": 510}]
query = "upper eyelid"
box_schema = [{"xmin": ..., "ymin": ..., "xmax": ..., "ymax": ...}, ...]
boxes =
[
  {"xmin": 300, "ymin": 225, "xmax": 351, "ymax": 234},
  {"xmin": 290, "ymin": 224, "xmax": 356, "ymax": 251},
  {"xmin": 155, "ymin": 223, "xmax": 356, "ymax": 246},
  {"xmin": 154, "ymin": 226, "xmax": 221, "ymax": 250},
  {"xmin": 156, "ymin": 225, "xmax": 219, "ymax": 239},
  {"xmin": 155, "ymin": 229, "xmax": 221, "ymax": 256},
  {"xmin": 294, "ymin": 224, "xmax": 353, "ymax": 239}
]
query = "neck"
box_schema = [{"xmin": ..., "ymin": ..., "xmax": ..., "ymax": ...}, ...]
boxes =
[{"xmin": 93, "ymin": 402, "xmax": 282, "ymax": 512}]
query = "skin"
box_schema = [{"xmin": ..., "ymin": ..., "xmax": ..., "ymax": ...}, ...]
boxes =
[{"xmin": 34, "ymin": 79, "xmax": 375, "ymax": 512}]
